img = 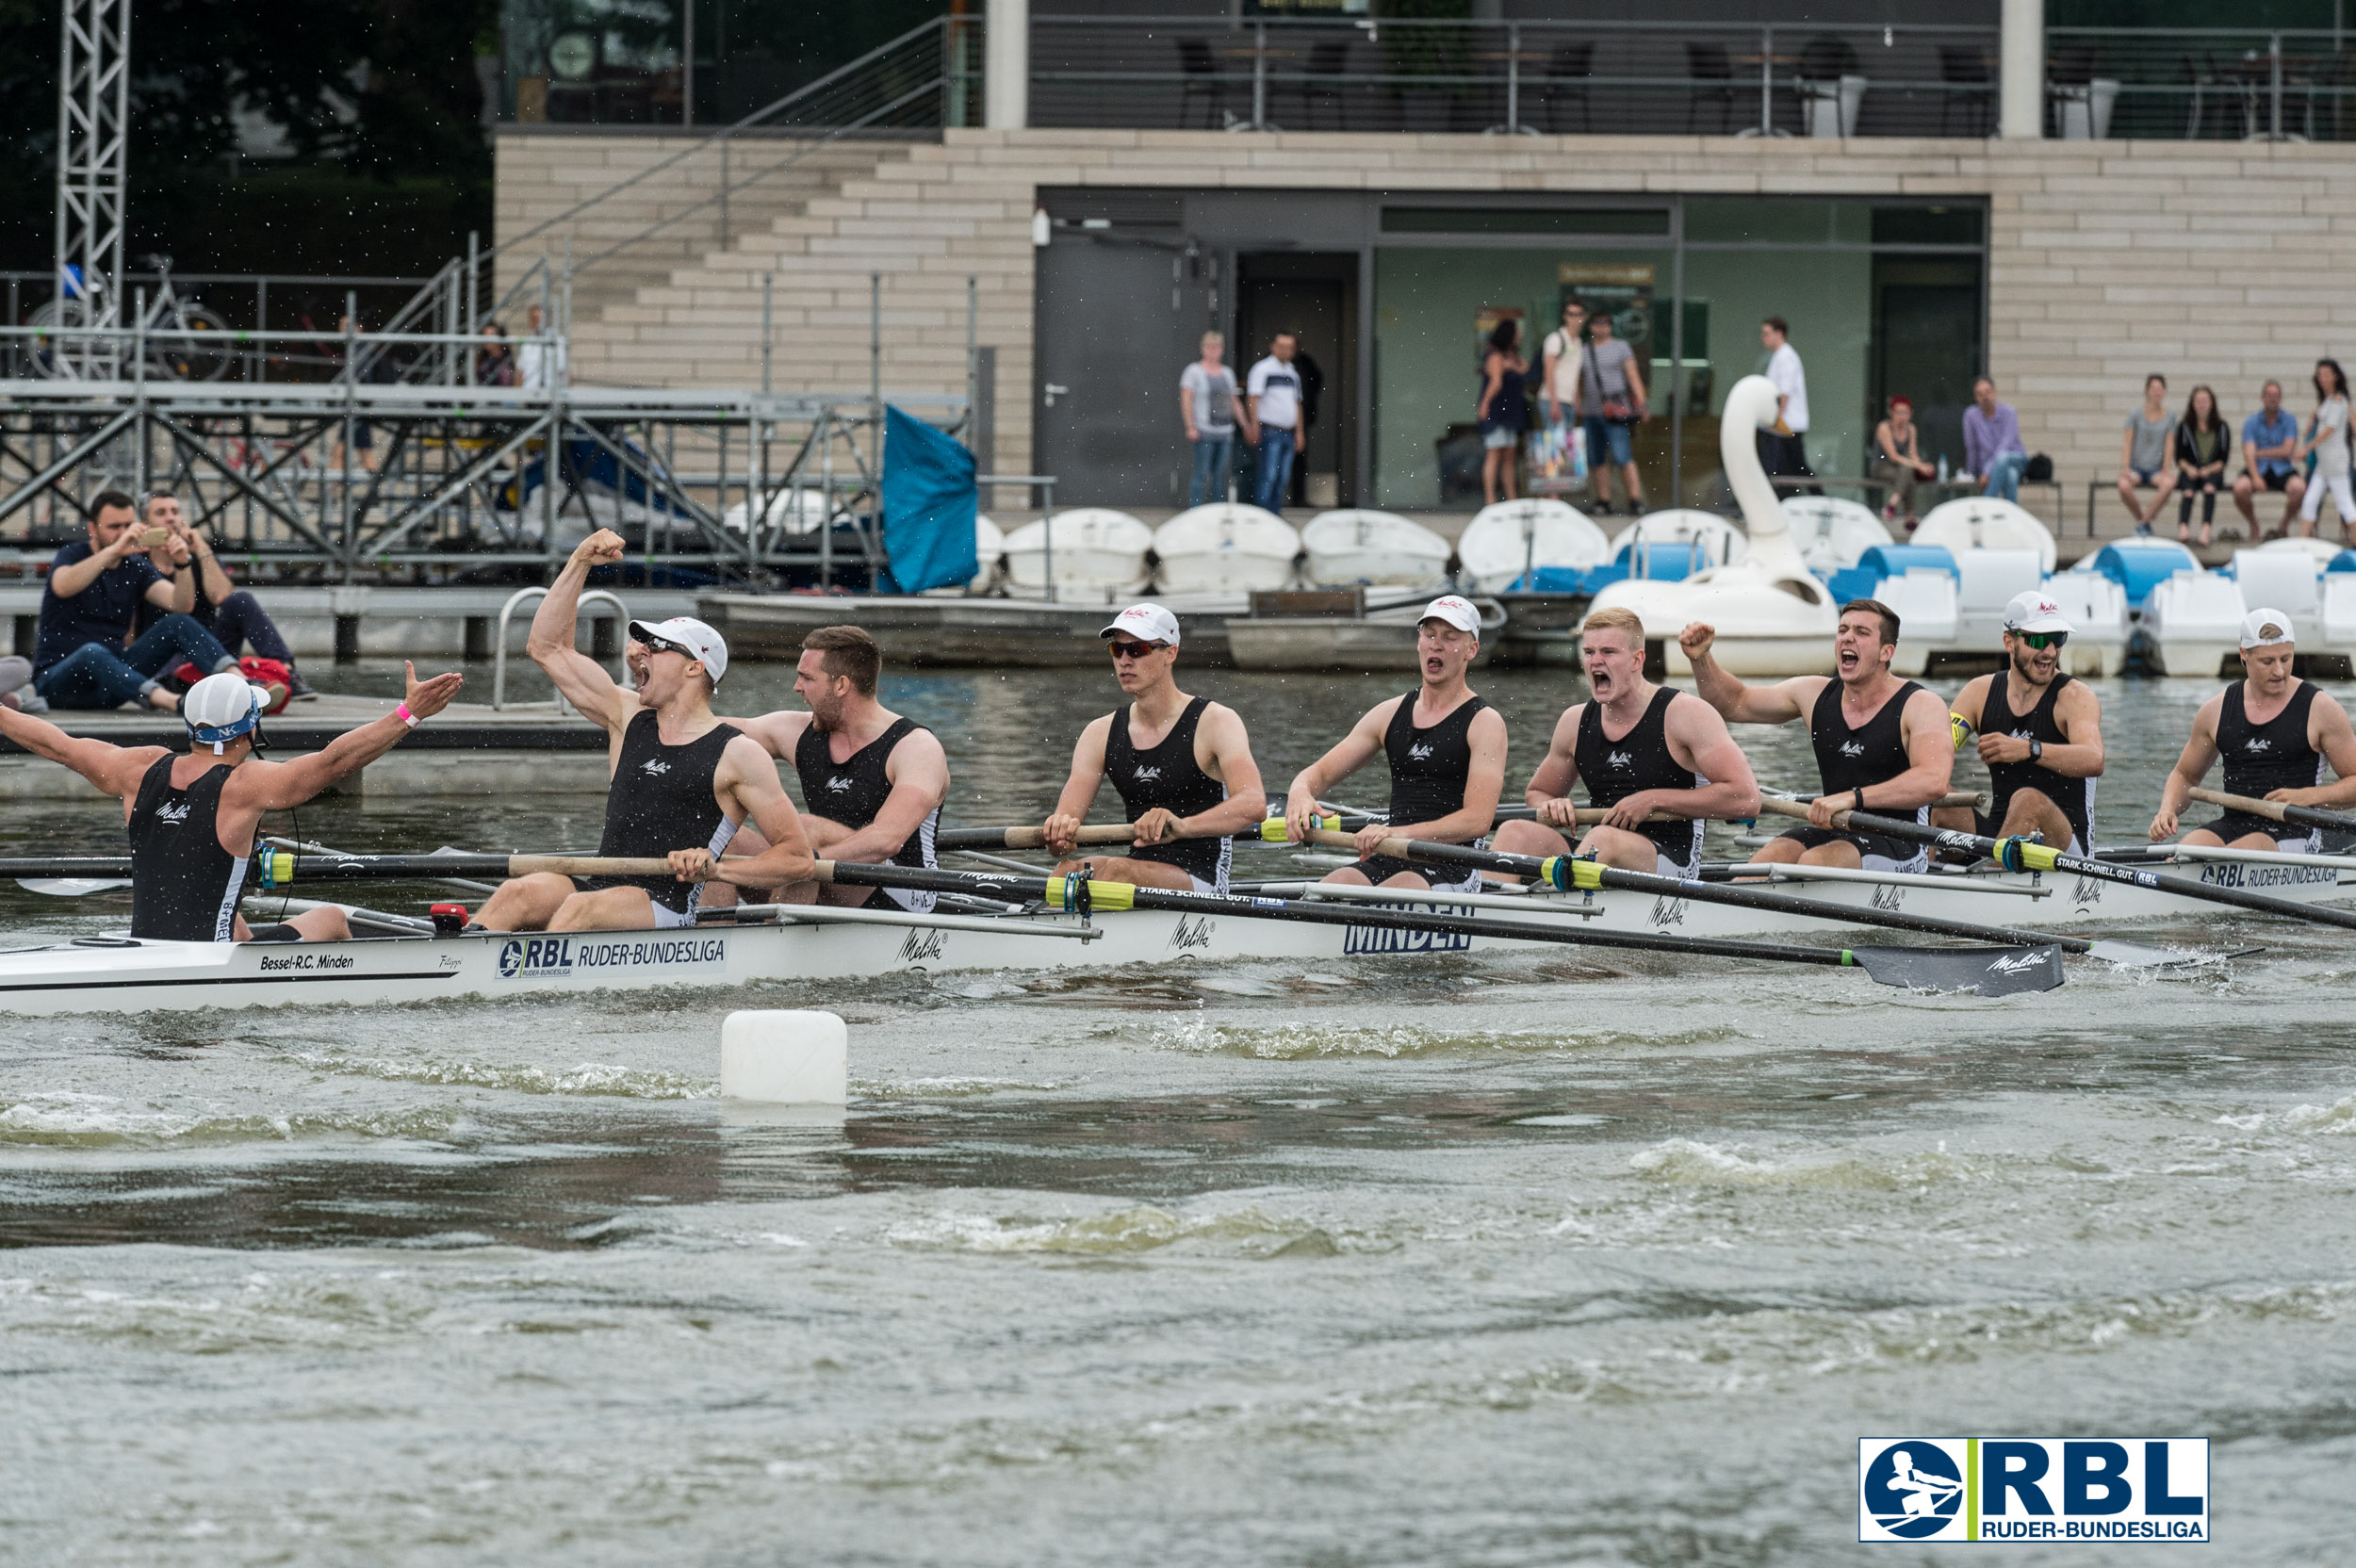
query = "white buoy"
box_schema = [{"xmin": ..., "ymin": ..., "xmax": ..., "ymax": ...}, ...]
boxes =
[{"xmin": 720, "ymin": 1010, "xmax": 848, "ymax": 1105}]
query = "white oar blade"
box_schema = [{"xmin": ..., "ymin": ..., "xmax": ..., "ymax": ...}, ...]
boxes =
[
  {"xmin": 16, "ymin": 877, "xmax": 131, "ymax": 896},
  {"xmin": 1850, "ymin": 944, "xmax": 2064, "ymax": 996},
  {"xmin": 2082, "ymin": 939, "xmax": 2219, "ymax": 971}
]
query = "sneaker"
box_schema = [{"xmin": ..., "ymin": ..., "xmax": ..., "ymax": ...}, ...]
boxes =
[
  {"xmin": 260, "ymin": 681, "xmax": 290, "ymax": 713},
  {"xmin": 287, "ymin": 670, "xmax": 319, "ymax": 701},
  {"xmin": 2134, "ymin": 522, "xmax": 2153, "ymax": 537}
]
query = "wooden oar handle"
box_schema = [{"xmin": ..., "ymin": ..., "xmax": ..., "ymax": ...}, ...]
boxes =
[
  {"xmin": 997, "ymin": 825, "xmax": 1146, "ymax": 850},
  {"xmin": 2187, "ymin": 786, "xmax": 2287, "ymax": 822},
  {"xmin": 1757, "ymin": 791, "xmax": 1984, "ymax": 826},
  {"xmin": 506, "ymin": 856, "xmax": 681, "ymax": 877}
]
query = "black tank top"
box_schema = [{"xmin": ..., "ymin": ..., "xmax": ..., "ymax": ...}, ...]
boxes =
[
  {"xmin": 1982, "ymin": 672, "xmax": 2092, "ymax": 848},
  {"xmin": 128, "ymin": 755, "xmax": 251, "ymax": 941},
  {"xmin": 1575, "ymin": 686, "xmax": 1703, "ymax": 869},
  {"xmin": 2218, "ymin": 679, "xmax": 2324, "ymax": 800},
  {"xmin": 1384, "ymin": 690, "xmax": 1492, "ymax": 828},
  {"xmin": 794, "ymin": 716, "xmax": 936, "ymax": 871},
  {"xmin": 1106, "ymin": 696, "xmax": 1229, "ymax": 887},
  {"xmin": 598, "ymin": 710, "xmax": 743, "ymax": 915},
  {"xmin": 1810, "ymin": 678, "xmax": 1929, "ymax": 825}
]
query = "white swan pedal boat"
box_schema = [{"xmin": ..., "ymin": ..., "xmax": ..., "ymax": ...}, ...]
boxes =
[{"xmin": 2, "ymin": 852, "xmax": 2341, "ymax": 1015}]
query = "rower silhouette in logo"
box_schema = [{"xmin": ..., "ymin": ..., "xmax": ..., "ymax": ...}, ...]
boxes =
[
  {"xmin": 499, "ymin": 939, "xmax": 525, "ymax": 977},
  {"xmin": 1862, "ymin": 1442, "xmax": 1964, "ymax": 1538}
]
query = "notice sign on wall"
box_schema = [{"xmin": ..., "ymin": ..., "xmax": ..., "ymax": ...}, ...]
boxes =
[{"xmin": 1560, "ymin": 265, "xmax": 1655, "ymax": 353}]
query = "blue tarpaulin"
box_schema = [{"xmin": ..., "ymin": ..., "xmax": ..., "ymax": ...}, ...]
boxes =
[{"xmin": 879, "ymin": 405, "xmax": 978, "ymax": 594}]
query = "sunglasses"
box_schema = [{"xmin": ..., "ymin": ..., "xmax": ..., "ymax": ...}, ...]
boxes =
[
  {"xmin": 637, "ymin": 635, "xmax": 695, "ymax": 661},
  {"xmin": 2015, "ymin": 629, "xmax": 2068, "ymax": 650},
  {"xmin": 1108, "ymin": 640, "xmax": 1166, "ymax": 661}
]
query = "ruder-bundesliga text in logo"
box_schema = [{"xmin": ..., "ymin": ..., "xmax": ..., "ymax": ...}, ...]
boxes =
[{"xmin": 1857, "ymin": 1438, "xmax": 2208, "ymax": 1544}]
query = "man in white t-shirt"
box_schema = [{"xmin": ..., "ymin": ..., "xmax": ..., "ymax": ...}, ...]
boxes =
[
  {"xmin": 1243, "ymin": 333, "xmax": 1305, "ymax": 516},
  {"xmin": 1759, "ymin": 316, "xmax": 1816, "ymax": 493}
]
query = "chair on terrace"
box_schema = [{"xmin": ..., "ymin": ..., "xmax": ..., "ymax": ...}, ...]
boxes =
[
  {"xmin": 1939, "ymin": 45, "xmax": 1993, "ymax": 136},
  {"xmin": 1536, "ymin": 41, "xmax": 1595, "ymax": 133},
  {"xmin": 1684, "ymin": 41, "xmax": 1738, "ymax": 134},
  {"xmin": 1177, "ymin": 39, "xmax": 1230, "ymax": 130}
]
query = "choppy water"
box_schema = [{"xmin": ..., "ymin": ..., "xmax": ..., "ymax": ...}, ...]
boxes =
[{"xmin": 6, "ymin": 666, "xmax": 2356, "ymax": 1565}]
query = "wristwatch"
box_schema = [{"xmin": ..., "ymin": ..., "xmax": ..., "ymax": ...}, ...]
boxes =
[
  {"xmin": 1853, "ymin": 787, "xmax": 1867, "ymax": 810},
  {"xmin": 2029, "ymin": 739, "xmax": 2044, "ymax": 762}
]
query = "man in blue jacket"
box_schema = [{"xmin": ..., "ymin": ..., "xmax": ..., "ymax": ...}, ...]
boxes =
[{"xmin": 33, "ymin": 489, "xmax": 239, "ymax": 711}]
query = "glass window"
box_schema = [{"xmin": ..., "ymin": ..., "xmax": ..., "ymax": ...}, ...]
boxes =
[
  {"xmin": 506, "ymin": 0, "xmax": 686, "ymax": 124},
  {"xmin": 1381, "ymin": 207, "xmax": 1671, "ymax": 237}
]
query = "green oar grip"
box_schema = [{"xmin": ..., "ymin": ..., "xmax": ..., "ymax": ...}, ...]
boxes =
[
  {"xmin": 1259, "ymin": 813, "xmax": 1340, "ymax": 841},
  {"xmin": 1045, "ymin": 876, "xmax": 1137, "ymax": 912},
  {"xmin": 1995, "ymin": 836, "xmax": 2058, "ymax": 874},
  {"xmin": 255, "ymin": 849, "xmax": 297, "ymax": 889},
  {"xmin": 1541, "ymin": 856, "xmax": 1604, "ymax": 892}
]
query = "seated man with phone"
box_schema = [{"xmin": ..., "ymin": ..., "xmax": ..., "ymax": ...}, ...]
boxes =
[{"xmin": 32, "ymin": 488, "xmax": 242, "ymax": 712}]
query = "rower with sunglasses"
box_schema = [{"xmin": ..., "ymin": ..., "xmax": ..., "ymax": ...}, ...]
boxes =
[
  {"xmin": 1932, "ymin": 590, "xmax": 2105, "ymax": 856},
  {"xmin": 1039, "ymin": 604, "xmax": 1268, "ymax": 893}
]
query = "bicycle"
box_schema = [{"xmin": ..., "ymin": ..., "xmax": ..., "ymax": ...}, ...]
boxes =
[{"xmin": 26, "ymin": 253, "xmax": 235, "ymax": 381}]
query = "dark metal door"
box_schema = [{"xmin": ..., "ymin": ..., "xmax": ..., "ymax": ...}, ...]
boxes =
[{"xmin": 1034, "ymin": 237, "xmax": 1213, "ymax": 507}]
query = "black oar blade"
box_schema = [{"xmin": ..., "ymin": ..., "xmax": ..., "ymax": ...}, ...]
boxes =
[{"xmin": 1848, "ymin": 944, "xmax": 2065, "ymax": 995}]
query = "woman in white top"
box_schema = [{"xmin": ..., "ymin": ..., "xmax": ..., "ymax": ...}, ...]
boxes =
[{"xmin": 2298, "ymin": 357, "xmax": 2354, "ymax": 541}]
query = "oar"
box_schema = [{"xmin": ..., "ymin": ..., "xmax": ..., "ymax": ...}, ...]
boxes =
[
  {"xmin": 938, "ymin": 807, "xmax": 1658, "ymax": 853},
  {"xmin": 1754, "ymin": 796, "xmax": 2356, "ymax": 932},
  {"xmin": 269, "ymin": 837, "xmax": 499, "ymax": 894},
  {"xmin": 0, "ymin": 853, "xmax": 673, "ymax": 884},
  {"xmin": 807, "ymin": 859, "xmax": 2064, "ymax": 995},
  {"xmin": 16, "ymin": 876, "xmax": 130, "ymax": 896},
  {"xmin": 2187, "ymin": 786, "xmax": 2356, "ymax": 835},
  {"xmin": 1298, "ymin": 827, "xmax": 2180, "ymax": 965}
]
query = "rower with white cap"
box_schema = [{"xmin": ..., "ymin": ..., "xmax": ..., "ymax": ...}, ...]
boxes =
[
  {"xmin": 2151, "ymin": 607, "xmax": 2356, "ymax": 852},
  {"xmin": 475, "ymin": 529, "xmax": 814, "ymax": 932},
  {"xmin": 1039, "ymin": 602, "xmax": 1267, "ymax": 893},
  {"xmin": 0, "ymin": 662, "xmax": 464, "ymax": 942},
  {"xmin": 1283, "ymin": 594, "xmax": 1509, "ymax": 892},
  {"xmin": 1931, "ymin": 588, "xmax": 2106, "ymax": 855}
]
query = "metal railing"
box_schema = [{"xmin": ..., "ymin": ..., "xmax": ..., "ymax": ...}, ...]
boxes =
[
  {"xmin": 1029, "ymin": 16, "xmax": 2003, "ymax": 138},
  {"xmin": 2045, "ymin": 27, "xmax": 2356, "ymax": 142},
  {"xmin": 492, "ymin": 585, "xmax": 631, "ymax": 710}
]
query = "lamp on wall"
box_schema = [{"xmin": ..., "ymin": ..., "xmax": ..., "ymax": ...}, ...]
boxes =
[{"xmin": 1032, "ymin": 206, "xmax": 1051, "ymax": 247}]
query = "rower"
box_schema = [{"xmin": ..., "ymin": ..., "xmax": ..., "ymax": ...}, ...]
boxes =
[
  {"xmin": 0, "ymin": 664, "xmax": 463, "ymax": 942},
  {"xmin": 1492, "ymin": 607, "xmax": 1759, "ymax": 875},
  {"xmin": 1039, "ymin": 603, "xmax": 1267, "ymax": 892},
  {"xmin": 712, "ymin": 625, "xmax": 950, "ymax": 911},
  {"xmin": 1283, "ymin": 595, "xmax": 1508, "ymax": 891},
  {"xmin": 2150, "ymin": 608, "xmax": 2356, "ymax": 851},
  {"xmin": 473, "ymin": 530, "xmax": 812, "ymax": 932},
  {"xmin": 1678, "ymin": 598, "xmax": 1953, "ymax": 871},
  {"xmin": 1933, "ymin": 590, "xmax": 2105, "ymax": 855}
]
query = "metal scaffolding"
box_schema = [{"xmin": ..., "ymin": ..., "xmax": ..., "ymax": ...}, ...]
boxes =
[{"xmin": 50, "ymin": 0, "xmax": 132, "ymax": 379}]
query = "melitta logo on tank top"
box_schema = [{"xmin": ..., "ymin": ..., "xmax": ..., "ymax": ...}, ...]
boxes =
[
  {"xmin": 153, "ymin": 799, "xmax": 191, "ymax": 823},
  {"xmin": 2244, "ymin": 738, "xmax": 2271, "ymax": 753},
  {"xmin": 1408, "ymin": 743, "xmax": 1434, "ymax": 760},
  {"xmin": 1605, "ymin": 749, "xmax": 1633, "ymax": 770},
  {"xmin": 1132, "ymin": 765, "xmax": 1162, "ymax": 781},
  {"xmin": 1839, "ymin": 740, "xmax": 1867, "ymax": 758},
  {"xmin": 826, "ymin": 775, "xmax": 856, "ymax": 792},
  {"xmin": 640, "ymin": 758, "xmax": 672, "ymax": 775}
]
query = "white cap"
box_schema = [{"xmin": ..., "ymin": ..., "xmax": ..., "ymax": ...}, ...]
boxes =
[
  {"xmin": 628, "ymin": 616, "xmax": 728, "ymax": 687},
  {"xmin": 2239, "ymin": 607, "xmax": 2296, "ymax": 648},
  {"xmin": 2003, "ymin": 589, "xmax": 2073, "ymax": 636},
  {"xmin": 1419, "ymin": 595, "xmax": 1483, "ymax": 636},
  {"xmin": 183, "ymin": 671, "xmax": 265, "ymax": 755},
  {"xmin": 1099, "ymin": 602, "xmax": 1182, "ymax": 647}
]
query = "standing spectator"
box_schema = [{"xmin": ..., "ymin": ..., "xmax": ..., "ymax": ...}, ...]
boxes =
[
  {"xmin": 477, "ymin": 321, "xmax": 517, "ymax": 387},
  {"xmin": 1960, "ymin": 376, "xmax": 2029, "ymax": 501},
  {"xmin": 1870, "ymin": 395, "xmax": 1937, "ymax": 528},
  {"xmin": 1475, "ymin": 318, "xmax": 1530, "ymax": 507},
  {"xmin": 2116, "ymin": 373, "xmax": 2178, "ymax": 535},
  {"xmin": 1758, "ymin": 317, "xmax": 1815, "ymax": 494},
  {"xmin": 1579, "ymin": 308, "xmax": 1647, "ymax": 515},
  {"xmin": 132, "ymin": 492, "xmax": 312, "ymax": 700},
  {"xmin": 31, "ymin": 490, "xmax": 238, "ymax": 713},
  {"xmin": 1539, "ymin": 298, "xmax": 1587, "ymax": 456},
  {"xmin": 2233, "ymin": 379, "xmax": 2306, "ymax": 539},
  {"xmin": 1178, "ymin": 331, "xmax": 1238, "ymax": 507},
  {"xmin": 1291, "ymin": 344, "xmax": 1326, "ymax": 510},
  {"xmin": 517, "ymin": 302, "xmax": 566, "ymax": 390},
  {"xmin": 2172, "ymin": 385, "xmax": 2230, "ymax": 548},
  {"xmin": 1242, "ymin": 332, "xmax": 1304, "ymax": 517},
  {"xmin": 2296, "ymin": 357, "xmax": 2356, "ymax": 542}
]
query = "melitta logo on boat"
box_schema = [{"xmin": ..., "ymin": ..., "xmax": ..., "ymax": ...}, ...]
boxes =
[
  {"xmin": 1648, "ymin": 895, "xmax": 1685, "ymax": 927},
  {"xmin": 496, "ymin": 934, "xmax": 728, "ymax": 980},
  {"xmin": 1858, "ymin": 1437, "xmax": 2208, "ymax": 1544},
  {"xmin": 897, "ymin": 929, "xmax": 946, "ymax": 962},
  {"xmin": 1168, "ymin": 914, "xmax": 1215, "ymax": 951},
  {"xmin": 1871, "ymin": 882, "xmax": 1906, "ymax": 911},
  {"xmin": 1983, "ymin": 950, "xmax": 2053, "ymax": 977},
  {"xmin": 1343, "ymin": 905, "xmax": 1471, "ymax": 956}
]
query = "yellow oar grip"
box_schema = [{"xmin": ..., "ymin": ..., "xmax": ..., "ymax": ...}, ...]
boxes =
[
  {"xmin": 2016, "ymin": 841, "xmax": 2059, "ymax": 873},
  {"xmin": 1044, "ymin": 877, "xmax": 1137, "ymax": 911},
  {"xmin": 1540, "ymin": 857, "xmax": 1604, "ymax": 891},
  {"xmin": 1259, "ymin": 814, "xmax": 1339, "ymax": 841},
  {"xmin": 257, "ymin": 849, "xmax": 296, "ymax": 888}
]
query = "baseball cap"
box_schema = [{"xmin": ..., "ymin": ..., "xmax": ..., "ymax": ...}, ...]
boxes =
[
  {"xmin": 2239, "ymin": 607, "xmax": 2296, "ymax": 648},
  {"xmin": 628, "ymin": 616, "xmax": 728, "ymax": 687},
  {"xmin": 1419, "ymin": 595, "xmax": 1483, "ymax": 635},
  {"xmin": 183, "ymin": 671, "xmax": 265, "ymax": 755},
  {"xmin": 1099, "ymin": 603, "xmax": 1182, "ymax": 647},
  {"xmin": 2003, "ymin": 589, "xmax": 2072, "ymax": 636}
]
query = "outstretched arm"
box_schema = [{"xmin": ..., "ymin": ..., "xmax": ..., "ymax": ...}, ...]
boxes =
[
  {"xmin": 0, "ymin": 705, "xmax": 161, "ymax": 800},
  {"xmin": 529, "ymin": 529, "xmax": 631, "ymax": 731},
  {"xmin": 1677, "ymin": 623, "xmax": 1815, "ymax": 725},
  {"xmin": 233, "ymin": 663, "xmax": 465, "ymax": 811},
  {"xmin": 1285, "ymin": 699, "xmax": 1395, "ymax": 840}
]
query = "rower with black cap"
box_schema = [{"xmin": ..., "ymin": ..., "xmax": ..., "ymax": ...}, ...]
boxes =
[
  {"xmin": 0, "ymin": 663, "xmax": 464, "ymax": 942},
  {"xmin": 2150, "ymin": 607, "xmax": 2356, "ymax": 852},
  {"xmin": 712, "ymin": 624, "xmax": 951, "ymax": 912},
  {"xmin": 1932, "ymin": 589, "xmax": 2105, "ymax": 855},
  {"xmin": 1283, "ymin": 594, "xmax": 1509, "ymax": 892},
  {"xmin": 1039, "ymin": 603, "xmax": 1267, "ymax": 892},
  {"xmin": 473, "ymin": 529, "xmax": 813, "ymax": 932},
  {"xmin": 1679, "ymin": 597, "xmax": 1953, "ymax": 871}
]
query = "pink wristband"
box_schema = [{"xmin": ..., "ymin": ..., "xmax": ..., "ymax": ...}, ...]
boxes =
[{"xmin": 396, "ymin": 703, "xmax": 419, "ymax": 728}]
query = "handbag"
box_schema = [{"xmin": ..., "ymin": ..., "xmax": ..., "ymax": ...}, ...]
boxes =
[{"xmin": 1587, "ymin": 344, "xmax": 1637, "ymax": 424}]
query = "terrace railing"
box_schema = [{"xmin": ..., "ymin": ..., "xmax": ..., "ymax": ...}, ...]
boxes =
[{"xmin": 2044, "ymin": 27, "xmax": 2356, "ymax": 142}]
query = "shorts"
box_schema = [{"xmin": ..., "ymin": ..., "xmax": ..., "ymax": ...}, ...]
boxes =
[
  {"xmin": 242, "ymin": 923, "xmax": 303, "ymax": 944},
  {"xmin": 1349, "ymin": 855, "xmax": 1485, "ymax": 895},
  {"xmin": 2128, "ymin": 466, "xmax": 2164, "ymax": 487},
  {"xmin": 2199, "ymin": 813, "xmax": 2321, "ymax": 852},
  {"xmin": 1774, "ymin": 825, "xmax": 1930, "ymax": 874},
  {"xmin": 1583, "ymin": 416, "xmax": 1634, "ymax": 469},
  {"xmin": 2250, "ymin": 467, "xmax": 2296, "ymax": 493},
  {"xmin": 575, "ymin": 876, "xmax": 699, "ymax": 927},
  {"xmin": 1481, "ymin": 426, "xmax": 1520, "ymax": 451}
]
